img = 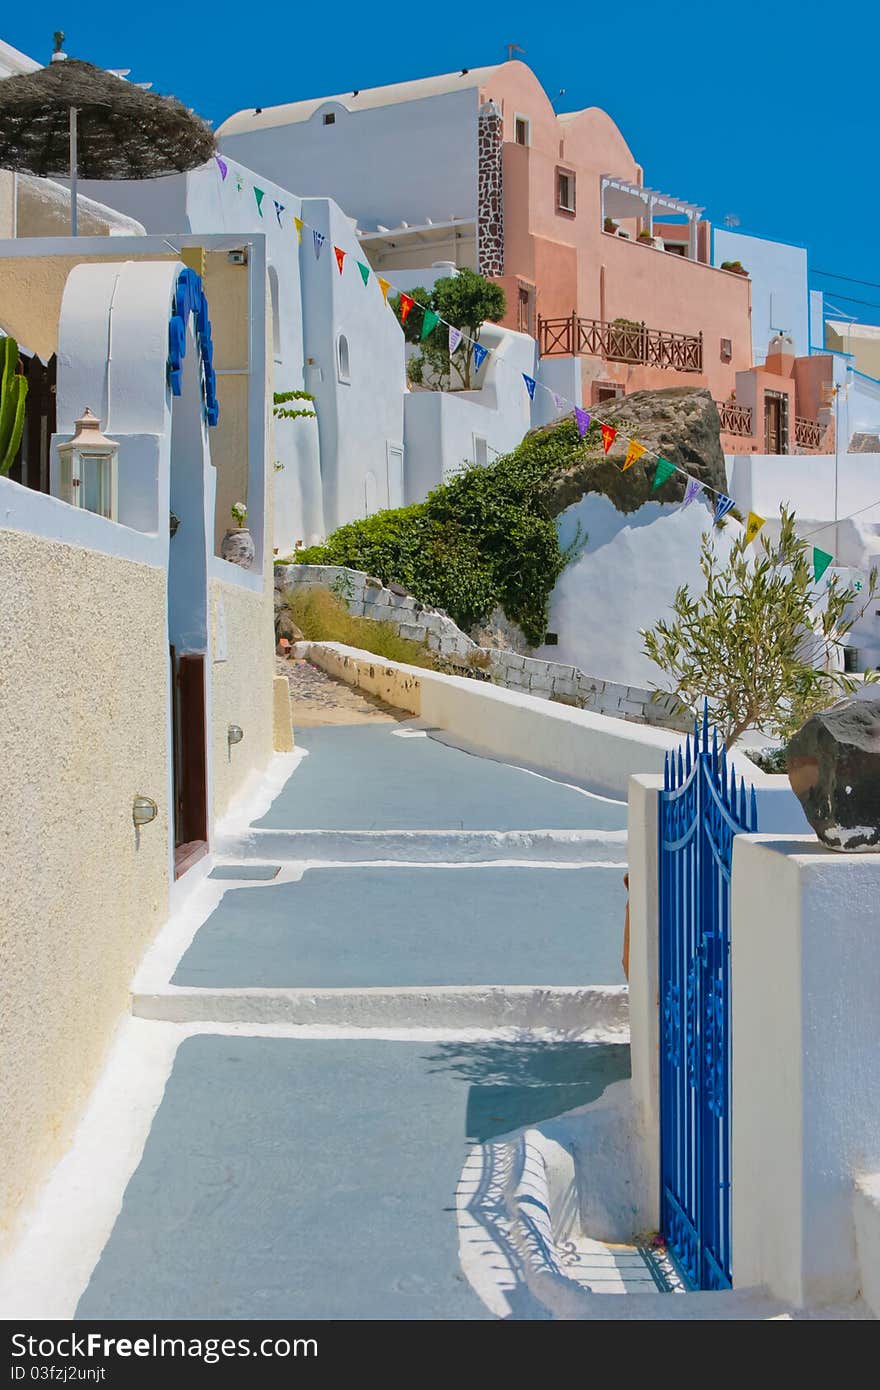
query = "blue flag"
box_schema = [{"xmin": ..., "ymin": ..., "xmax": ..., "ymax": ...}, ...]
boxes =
[
  {"xmin": 274, "ymin": 200, "xmax": 285, "ymax": 226},
  {"xmin": 522, "ymin": 373, "xmax": 537, "ymax": 400},
  {"xmin": 714, "ymin": 493, "xmax": 736, "ymax": 523},
  {"xmin": 472, "ymin": 342, "xmax": 488, "ymax": 372},
  {"xmin": 313, "ymin": 230, "xmax": 326, "ymax": 260}
]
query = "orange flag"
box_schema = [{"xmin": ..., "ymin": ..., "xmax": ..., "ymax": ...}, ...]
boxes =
[
  {"xmin": 601, "ymin": 424, "xmax": 617, "ymax": 454},
  {"xmin": 399, "ymin": 294, "xmax": 415, "ymax": 323},
  {"xmin": 334, "ymin": 246, "xmax": 346, "ymax": 275},
  {"xmin": 377, "ymin": 277, "xmax": 391, "ymax": 303},
  {"xmin": 293, "ymin": 216, "xmax": 304, "ymax": 244},
  {"xmin": 623, "ymin": 440, "xmax": 646, "ymax": 471}
]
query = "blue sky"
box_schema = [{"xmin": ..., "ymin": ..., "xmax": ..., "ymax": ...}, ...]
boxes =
[{"xmin": 6, "ymin": 2, "xmax": 879, "ymax": 323}]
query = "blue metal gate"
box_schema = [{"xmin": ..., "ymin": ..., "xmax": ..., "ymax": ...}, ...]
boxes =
[{"xmin": 658, "ymin": 707, "xmax": 757, "ymax": 1289}]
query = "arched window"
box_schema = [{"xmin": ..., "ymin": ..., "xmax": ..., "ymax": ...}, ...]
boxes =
[
  {"xmin": 337, "ymin": 333, "xmax": 351, "ymax": 384},
  {"xmin": 268, "ymin": 265, "xmax": 281, "ymax": 363}
]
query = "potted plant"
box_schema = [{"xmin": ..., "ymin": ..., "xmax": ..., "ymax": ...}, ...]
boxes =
[
  {"xmin": 637, "ymin": 229, "xmax": 654, "ymax": 244},
  {"xmin": 721, "ymin": 260, "xmax": 749, "ymax": 277},
  {"xmin": 221, "ymin": 501, "xmax": 255, "ymax": 568},
  {"xmin": 603, "ymin": 217, "xmax": 619, "ymax": 234}
]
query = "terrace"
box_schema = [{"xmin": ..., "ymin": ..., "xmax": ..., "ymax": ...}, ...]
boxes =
[{"xmin": 538, "ymin": 311, "xmax": 703, "ymax": 372}]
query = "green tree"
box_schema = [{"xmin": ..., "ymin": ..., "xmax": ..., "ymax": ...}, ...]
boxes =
[
  {"xmin": 641, "ymin": 507, "xmax": 877, "ymax": 747},
  {"xmin": 392, "ymin": 268, "xmax": 506, "ymax": 390}
]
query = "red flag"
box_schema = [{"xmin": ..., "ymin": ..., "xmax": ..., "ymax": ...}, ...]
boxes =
[
  {"xmin": 399, "ymin": 294, "xmax": 415, "ymax": 323},
  {"xmin": 601, "ymin": 424, "xmax": 617, "ymax": 454},
  {"xmin": 334, "ymin": 246, "xmax": 346, "ymax": 275}
]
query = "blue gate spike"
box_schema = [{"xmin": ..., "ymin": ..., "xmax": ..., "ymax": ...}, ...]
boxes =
[{"xmin": 658, "ymin": 705, "xmax": 760, "ymax": 1292}]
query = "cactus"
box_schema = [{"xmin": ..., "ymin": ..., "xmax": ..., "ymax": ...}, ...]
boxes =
[{"xmin": 0, "ymin": 337, "xmax": 28, "ymax": 476}]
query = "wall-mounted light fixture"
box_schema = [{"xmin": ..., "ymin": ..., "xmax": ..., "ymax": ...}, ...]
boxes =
[
  {"xmin": 57, "ymin": 408, "xmax": 120, "ymax": 520},
  {"xmin": 132, "ymin": 794, "xmax": 158, "ymax": 827},
  {"xmin": 227, "ymin": 724, "xmax": 244, "ymax": 747}
]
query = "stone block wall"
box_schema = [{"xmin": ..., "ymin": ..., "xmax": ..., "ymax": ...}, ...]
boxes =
[{"xmin": 276, "ymin": 563, "xmax": 691, "ymax": 733}]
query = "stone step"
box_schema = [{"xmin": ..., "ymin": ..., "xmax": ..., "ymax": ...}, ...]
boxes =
[{"xmin": 217, "ymin": 826, "xmax": 628, "ymax": 864}]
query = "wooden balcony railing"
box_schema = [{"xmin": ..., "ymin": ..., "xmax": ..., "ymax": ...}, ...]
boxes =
[
  {"xmin": 715, "ymin": 401, "xmax": 753, "ymax": 436},
  {"xmin": 538, "ymin": 313, "xmax": 703, "ymax": 372},
  {"xmin": 794, "ymin": 416, "xmax": 823, "ymax": 450}
]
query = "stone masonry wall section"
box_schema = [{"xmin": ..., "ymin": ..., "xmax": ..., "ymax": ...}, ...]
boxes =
[
  {"xmin": 477, "ymin": 100, "xmax": 504, "ymax": 278},
  {"xmin": 276, "ymin": 564, "xmax": 691, "ymax": 733}
]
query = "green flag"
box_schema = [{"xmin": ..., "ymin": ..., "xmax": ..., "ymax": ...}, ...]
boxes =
[
  {"xmin": 253, "ymin": 187, "xmax": 265, "ymax": 216},
  {"xmin": 357, "ymin": 261, "xmax": 370, "ymax": 287},
  {"xmin": 813, "ymin": 547, "xmax": 833, "ymax": 583},
  {"xmin": 652, "ymin": 456, "xmax": 676, "ymax": 491},
  {"xmin": 420, "ymin": 309, "xmax": 440, "ymax": 341}
]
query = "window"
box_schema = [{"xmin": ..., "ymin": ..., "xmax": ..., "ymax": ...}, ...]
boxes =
[
  {"xmin": 514, "ymin": 116, "xmax": 530, "ymax": 146},
  {"xmin": 473, "ymin": 435, "xmax": 488, "ymax": 467},
  {"xmin": 556, "ymin": 169, "xmax": 576, "ymax": 214},
  {"xmin": 592, "ymin": 380, "xmax": 624, "ymax": 406},
  {"xmin": 337, "ymin": 333, "xmax": 351, "ymax": 384},
  {"xmin": 720, "ymin": 337, "xmax": 732, "ymax": 364},
  {"xmin": 323, "ymin": 112, "xmax": 335, "ymax": 125}
]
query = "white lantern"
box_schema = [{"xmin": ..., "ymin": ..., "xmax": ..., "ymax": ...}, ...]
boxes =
[{"xmin": 57, "ymin": 407, "xmax": 119, "ymax": 520}]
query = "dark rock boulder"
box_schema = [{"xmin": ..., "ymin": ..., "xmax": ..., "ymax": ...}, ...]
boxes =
[
  {"xmin": 786, "ymin": 695, "xmax": 880, "ymax": 851},
  {"xmin": 535, "ymin": 386, "xmax": 727, "ymax": 517}
]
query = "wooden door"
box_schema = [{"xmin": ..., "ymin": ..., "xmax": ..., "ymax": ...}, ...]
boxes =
[
  {"xmin": 764, "ymin": 395, "xmax": 783, "ymax": 454},
  {"xmin": 171, "ymin": 649, "xmax": 208, "ymax": 877}
]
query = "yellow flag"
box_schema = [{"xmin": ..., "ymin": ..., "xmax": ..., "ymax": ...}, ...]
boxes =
[
  {"xmin": 745, "ymin": 511, "xmax": 766, "ymax": 544},
  {"xmin": 377, "ymin": 277, "xmax": 392, "ymax": 303},
  {"xmin": 622, "ymin": 440, "xmax": 646, "ymax": 471},
  {"xmin": 293, "ymin": 216, "xmax": 304, "ymax": 244}
]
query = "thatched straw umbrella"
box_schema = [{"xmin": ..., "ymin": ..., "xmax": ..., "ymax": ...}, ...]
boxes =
[{"xmin": 0, "ymin": 36, "xmax": 216, "ymax": 234}]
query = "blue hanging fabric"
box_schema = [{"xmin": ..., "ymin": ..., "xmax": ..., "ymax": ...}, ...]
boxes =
[
  {"xmin": 472, "ymin": 342, "xmax": 488, "ymax": 371},
  {"xmin": 313, "ymin": 230, "xmax": 326, "ymax": 260}
]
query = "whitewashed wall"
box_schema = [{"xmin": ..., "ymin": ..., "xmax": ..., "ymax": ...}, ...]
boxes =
[{"xmin": 713, "ymin": 228, "xmax": 809, "ymax": 361}]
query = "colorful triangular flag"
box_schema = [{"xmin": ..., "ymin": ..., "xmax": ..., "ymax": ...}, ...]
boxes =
[
  {"xmin": 681, "ymin": 477, "xmax": 703, "ymax": 509},
  {"xmin": 744, "ymin": 511, "xmax": 766, "ymax": 545},
  {"xmin": 551, "ymin": 392, "xmax": 566, "ymax": 412},
  {"xmin": 623, "ymin": 440, "xmax": 646, "ymax": 471},
  {"xmin": 574, "ymin": 407, "xmax": 591, "ymax": 437},
  {"xmin": 377, "ymin": 277, "xmax": 391, "ymax": 303},
  {"xmin": 421, "ymin": 309, "xmax": 440, "ymax": 341},
  {"xmin": 522, "ymin": 373, "xmax": 537, "ymax": 400},
  {"xmin": 472, "ymin": 342, "xmax": 488, "ymax": 372},
  {"xmin": 334, "ymin": 246, "xmax": 346, "ymax": 275},
  {"xmin": 293, "ymin": 216, "xmax": 304, "ymax": 244},
  {"xmin": 235, "ymin": 175, "xmax": 243, "ymax": 193},
  {"xmin": 215, "ymin": 155, "xmax": 228, "ymax": 181},
  {"xmin": 313, "ymin": 230, "xmax": 325, "ymax": 260},
  {"xmin": 652, "ymin": 457, "xmax": 677, "ymax": 491},
  {"xmin": 254, "ymin": 187, "xmax": 265, "ymax": 217},
  {"xmin": 601, "ymin": 424, "xmax": 617, "ymax": 454},
  {"xmin": 399, "ymin": 294, "xmax": 415, "ymax": 324},
  {"xmin": 274, "ymin": 200, "xmax": 285, "ymax": 226},
  {"xmin": 357, "ymin": 261, "xmax": 370, "ymax": 287},
  {"xmin": 813, "ymin": 547, "xmax": 833, "ymax": 583},
  {"xmin": 714, "ymin": 493, "xmax": 736, "ymax": 523},
  {"xmin": 448, "ymin": 326, "xmax": 463, "ymax": 354}
]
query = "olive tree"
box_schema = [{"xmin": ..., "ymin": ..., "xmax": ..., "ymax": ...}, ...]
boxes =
[
  {"xmin": 641, "ymin": 507, "xmax": 877, "ymax": 747},
  {"xmin": 392, "ymin": 268, "xmax": 506, "ymax": 390}
]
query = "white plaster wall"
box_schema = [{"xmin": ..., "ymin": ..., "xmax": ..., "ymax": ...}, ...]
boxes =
[
  {"xmin": 731, "ymin": 836, "xmax": 880, "ymax": 1306},
  {"xmin": 713, "ymin": 229, "xmax": 809, "ymax": 361},
  {"xmin": 209, "ymin": 575, "xmax": 275, "ymax": 818},
  {"xmin": 538, "ymin": 495, "xmax": 739, "ymax": 687},
  {"xmin": 404, "ymin": 323, "xmax": 536, "ymax": 501},
  {"xmin": 218, "ymin": 88, "xmax": 479, "ymax": 233}
]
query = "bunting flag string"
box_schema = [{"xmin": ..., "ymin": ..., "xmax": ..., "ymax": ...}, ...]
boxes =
[
  {"xmin": 813, "ymin": 547, "xmax": 833, "ymax": 583},
  {"xmin": 420, "ymin": 309, "xmax": 440, "ymax": 341},
  {"xmin": 213, "ymin": 159, "xmax": 863, "ymax": 583},
  {"xmin": 714, "ymin": 493, "xmax": 736, "ymax": 524},
  {"xmin": 744, "ymin": 511, "xmax": 766, "ymax": 545},
  {"xmin": 623, "ymin": 440, "xmax": 646, "ymax": 472},
  {"xmin": 652, "ymin": 457, "xmax": 676, "ymax": 491}
]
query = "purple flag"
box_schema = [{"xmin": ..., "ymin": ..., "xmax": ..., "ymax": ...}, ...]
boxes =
[
  {"xmin": 681, "ymin": 477, "xmax": 703, "ymax": 509},
  {"xmin": 551, "ymin": 392, "xmax": 566, "ymax": 412},
  {"xmin": 448, "ymin": 326, "xmax": 463, "ymax": 354},
  {"xmin": 714, "ymin": 492, "xmax": 736, "ymax": 523},
  {"xmin": 473, "ymin": 342, "xmax": 488, "ymax": 372},
  {"xmin": 313, "ymin": 230, "xmax": 326, "ymax": 260},
  {"xmin": 522, "ymin": 373, "xmax": 537, "ymax": 400},
  {"xmin": 215, "ymin": 155, "xmax": 228, "ymax": 181},
  {"xmin": 574, "ymin": 406, "xmax": 591, "ymax": 437}
]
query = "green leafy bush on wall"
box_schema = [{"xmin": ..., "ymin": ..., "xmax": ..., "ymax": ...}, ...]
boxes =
[{"xmin": 295, "ymin": 417, "xmax": 595, "ymax": 645}]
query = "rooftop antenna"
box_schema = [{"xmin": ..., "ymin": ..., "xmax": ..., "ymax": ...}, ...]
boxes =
[{"xmin": 505, "ymin": 43, "xmax": 525, "ymax": 61}]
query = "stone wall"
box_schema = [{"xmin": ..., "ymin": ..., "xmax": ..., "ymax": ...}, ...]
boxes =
[
  {"xmin": 477, "ymin": 100, "xmax": 504, "ymax": 278},
  {"xmin": 276, "ymin": 564, "xmax": 691, "ymax": 733}
]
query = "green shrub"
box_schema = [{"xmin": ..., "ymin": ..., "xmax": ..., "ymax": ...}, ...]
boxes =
[{"xmin": 286, "ymin": 586, "xmax": 437, "ymax": 668}]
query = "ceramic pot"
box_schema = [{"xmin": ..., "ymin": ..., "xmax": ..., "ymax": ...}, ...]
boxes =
[{"xmin": 221, "ymin": 527, "xmax": 255, "ymax": 568}]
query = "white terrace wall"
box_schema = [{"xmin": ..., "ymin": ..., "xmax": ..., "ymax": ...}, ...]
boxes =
[
  {"xmin": 278, "ymin": 564, "xmax": 691, "ymax": 732},
  {"xmin": 0, "ymin": 481, "xmax": 170, "ymax": 1254}
]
